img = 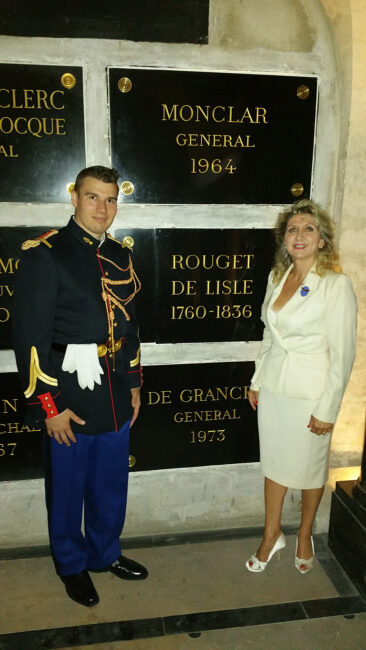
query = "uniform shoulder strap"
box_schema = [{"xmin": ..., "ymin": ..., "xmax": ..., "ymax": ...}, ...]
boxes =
[
  {"xmin": 21, "ymin": 229, "xmax": 59, "ymax": 250},
  {"xmin": 107, "ymin": 233, "xmax": 135, "ymax": 251}
]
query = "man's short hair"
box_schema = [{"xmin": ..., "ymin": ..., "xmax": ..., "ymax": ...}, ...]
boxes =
[{"xmin": 74, "ymin": 166, "xmax": 119, "ymax": 193}]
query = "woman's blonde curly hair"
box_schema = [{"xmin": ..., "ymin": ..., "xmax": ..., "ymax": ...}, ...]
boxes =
[{"xmin": 272, "ymin": 199, "xmax": 341, "ymax": 284}]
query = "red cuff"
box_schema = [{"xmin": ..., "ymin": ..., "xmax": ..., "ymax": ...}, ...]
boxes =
[
  {"xmin": 37, "ymin": 391, "xmax": 60, "ymax": 419},
  {"xmin": 126, "ymin": 366, "xmax": 143, "ymax": 387}
]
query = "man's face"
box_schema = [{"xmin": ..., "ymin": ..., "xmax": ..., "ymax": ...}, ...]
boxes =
[{"xmin": 71, "ymin": 176, "xmax": 118, "ymax": 239}]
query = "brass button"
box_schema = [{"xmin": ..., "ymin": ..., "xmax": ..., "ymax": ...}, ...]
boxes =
[
  {"xmin": 122, "ymin": 236, "xmax": 134, "ymax": 250},
  {"xmin": 129, "ymin": 455, "xmax": 136, "ymax": 468},
  {"xmin": 105, "ymin": 271, "xmax": 109, "ymax": 276},
  {"xmin": 50, "ymin": 410, "xmax": 54, "ymax": 414}
]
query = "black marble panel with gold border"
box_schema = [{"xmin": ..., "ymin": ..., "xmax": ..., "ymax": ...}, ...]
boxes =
[
  {"xmin": 0, "ymin": 373, "xmax": 43, "ymax": 481},
  {"xmin": 110, "ymin": 69, "xmax": 317, "ymax": 204},
  {"xmin": 0, "ymin": 64, "xmax": 85, "ymax": 202},
  {"xmin": 0, "ymin": 227, "xmax": 51, "ymax": 349},
  {"xmin": 129, "ymin": 362, "xmax": 258, "ymax": 471}
]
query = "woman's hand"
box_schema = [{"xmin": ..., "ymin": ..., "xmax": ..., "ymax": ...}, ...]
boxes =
[
  {"xmin": 248, "ymin": 389, "xmax": 259, "ymax": 411},
  {"xmin": 307, "ymin": 415, "xmax": 334, "ymax": 436}
]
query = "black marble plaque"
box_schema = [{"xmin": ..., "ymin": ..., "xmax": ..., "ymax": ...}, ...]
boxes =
[
  {"xmin": 0, "ymin": 227, "xmax": 51, "ymax": 349},
  {"xmin": 0, "ymin": 373, "xmax": 43, "ymax": 481},
  {"xmin": 115, "ymin": 228, "xmax": 274, "ymax": 343},
  {"xmin": 130, "ymin": 362, "xmax": 258, "ymax": 471},
  {"xmin": 109, "ymin": 69, "xmax": 317, "ymax": 204},
  {"xmin": 156, "ymin": 228, "xmax": 274, "ymax": 342},
  {"xmin": 0, "ymin": 0, "xmax": 208, "ymax": 43},
  {"xmin": 0, "ymin": 64, "xmax": 85, "ymax": 202}
]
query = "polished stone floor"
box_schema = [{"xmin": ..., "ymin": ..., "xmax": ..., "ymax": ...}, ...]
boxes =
[{"xmin": 0, "ymin": 529, "xmax": 365, "ymax": 649}]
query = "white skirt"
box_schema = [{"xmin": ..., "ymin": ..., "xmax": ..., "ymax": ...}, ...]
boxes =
[{"xmin": 257, "ymin": 387, "xmax": 332, "ymax": 489}]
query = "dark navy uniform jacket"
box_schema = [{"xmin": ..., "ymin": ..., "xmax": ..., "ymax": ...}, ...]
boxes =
[{"xmin": 12, "ymin": 217, "xmax": 142, "ymax": 435}]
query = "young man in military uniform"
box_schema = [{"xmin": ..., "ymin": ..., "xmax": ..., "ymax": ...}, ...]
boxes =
[{"xmin": 12, "ymin": 166, "xmax": 147, "ymax": 607}]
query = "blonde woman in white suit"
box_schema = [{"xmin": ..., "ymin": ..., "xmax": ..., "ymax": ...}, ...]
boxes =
[{"xmin": 246, "ymin": 199, "xmax": 357, "ymax": 574}]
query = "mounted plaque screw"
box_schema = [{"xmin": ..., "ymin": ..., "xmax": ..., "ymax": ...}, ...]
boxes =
[
  {"xmin": 118, "ymin": 77, "xmax": 132, "ymax": 93},
  {"xmin": 129, "ymin": 455, "xmax": 136, "ymax": 468},
  {"xmin": 297, "ymin": 85, "xmax": 310, "ymax": 99},
  {"xmin": 121, "ymin": 181, "xmax": 134, "ymax": 195},
  {"xmin": 66, "ymin": 182, "xmax": 75, "ymax": 194},
  {"xmin": 291, "ymin": 183, "xmax": 304, "ymax": 197},
  {"xmin": 61, "ymin": 73, "xmax": 76, "ymax": 89}
]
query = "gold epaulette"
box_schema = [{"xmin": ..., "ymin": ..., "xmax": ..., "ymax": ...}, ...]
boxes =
[
  {"xmin": 107, "ymin": 233, "xmax": 134, "ymax": 251},
  {"xmin": 21, "ymin": 229, "xmax": 59, "ymax": 250}
]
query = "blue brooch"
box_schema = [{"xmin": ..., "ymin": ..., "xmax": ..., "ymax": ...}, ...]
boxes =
[{"xmin": 300, "ymin": 286, "xmax": 310, "ymax": 297}]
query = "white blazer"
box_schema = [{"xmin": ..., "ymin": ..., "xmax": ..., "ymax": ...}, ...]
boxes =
[{"xmin": 250, "ymin": 265, "xmax": 357, "ymax": 423}]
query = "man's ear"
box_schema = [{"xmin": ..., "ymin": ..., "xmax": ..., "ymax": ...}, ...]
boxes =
[{"xmin": 71, "ymin": 190, "xmax": 78, "ymax": 209}]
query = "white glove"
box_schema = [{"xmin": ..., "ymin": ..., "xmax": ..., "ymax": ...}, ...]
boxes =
[{"xmin": 62, "ymin": 343, "xmax": 104, "ymax": 390}]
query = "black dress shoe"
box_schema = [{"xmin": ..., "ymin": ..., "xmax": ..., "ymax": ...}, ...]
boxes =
[
  {"xmin": 108, "ymin": 555, "xmax": 148, "ymax": 580},
  {"xmin": 61, "ymin": 570, "xmax": 99, "ymax": 607}
]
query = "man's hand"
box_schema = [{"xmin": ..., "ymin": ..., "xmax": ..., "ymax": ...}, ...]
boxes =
[
  {"xmin": 45, "ymin": 408, "xmax": 85, "ymax": 446},
  {"xmin": 307, "ymin": 415, "xmax": 334, "ymax": 436},
  {"xmin": 248, "ymin": 389, "xmax": 259, "ymax": 411},
  {"xmin": 130, "ymin": 388, "xmax": 141, "ymax": 427}
]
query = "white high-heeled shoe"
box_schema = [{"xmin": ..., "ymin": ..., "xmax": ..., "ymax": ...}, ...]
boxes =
[
  {"xmin": 245, "ymin": 532, "xmax": 286, "ymax": 572},
  {"xmin": 295, "ymin": 535, "xmax": 315, "ymax": 574}
]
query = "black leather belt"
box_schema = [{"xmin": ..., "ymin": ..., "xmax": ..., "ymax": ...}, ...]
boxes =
[{"xmin": 52, "ymin": 338, "xmax": 124, "ymax": 358}]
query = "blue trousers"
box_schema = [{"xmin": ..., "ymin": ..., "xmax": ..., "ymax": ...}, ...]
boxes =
[{"xmin": 44, "ymin": 420, "xmax": 130, "ymax": 577}]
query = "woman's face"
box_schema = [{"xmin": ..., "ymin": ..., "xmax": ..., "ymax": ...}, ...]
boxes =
[{"xmin": 284, "ymin": 213, "xmax": 325, "ymax": 264}]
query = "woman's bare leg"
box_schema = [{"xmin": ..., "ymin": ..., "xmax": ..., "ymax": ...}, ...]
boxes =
[
  {"xmin": 255, "ymin": 477, "xmax": 288, "ymax": 562},
  {"xmin": 296, "ymin": 486, "xmax": 324, "ymax": 559}
]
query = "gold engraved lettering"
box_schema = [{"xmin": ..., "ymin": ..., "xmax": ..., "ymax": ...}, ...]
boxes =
[
  {"xmin": 171, "ymin": 253, "xmax": 254, "ymax": 271},
  {"xmin": 163, "ymin": 103, "xmax": 268, "ymax": 124},
  {"xmin": 50, "ymin": 90, "xmax": 65, "ymax": 110},
  {"xmin": 171, "ymin": 280, "xmax": 197, "ymax": 296},
  {"xmin": 0, "ymin": 116, "xmax": 66, "ymax": 138},
  {"xmin": 227, "ymin": 106, "xmax": 240, "ymax": 123},
  {"xmin": 0, "ymin": 307, "xmax": 10, "ymax": 322},
  {"xmin": 190, "ymin": 429, "xmax": 226, "ymax": 443},
  {"xmin": 176, "ymin": 133, "xmax": 254, "ymax": 148},
  {"xmin": 174, "ymin": 409, "xmax": 240, "ymax": 423},
  {"xmin": 212, "ymin": 106, "xmax": 225, "ymax": 122},
  {"xmin": 23, "ymin": 89, "xmax": 35, "ymax": 109},
  {"xmin": 0, "ymin": 422, "xmax": 40, "ymax": 434},
  {"xmin": 0, "ymin": 145, "xmax": 18, "ymax": 157},
  {"xmin": 0, "ymin": 442, "xmax": 17, "ymax": 456},
  {"xmin": 161, "ymin": 104, "xmax": 178, "ymax": 121},
  {"xmin": 179, "ymin": 386, "xmax": 247, "ymax": 403},
  {"xmin": 0, "ymin": 88, "xmax": 65, "ymax": 110},
  {"xmin": 205, "ymin": 279, "xmax": 253, "ymax": 295},
  {"xmin": 1, "ymin": 399, "xmax": 18, "ymax": 414},
  {"xmin": 147, "ymin": 390, "xmax": 172, "ymax": 405},
  {"xmin": 6, "ymin": 422, "xmax": 22, "ymax": 433},
  {"xmin": 256, "ymin": 107, "xmax": 267, "ymax": 122}
]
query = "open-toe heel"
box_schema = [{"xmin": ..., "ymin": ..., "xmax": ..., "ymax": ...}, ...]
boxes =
[{"xmin": 246, "ymin": 532, "xmax": 286, "ymax": 573}]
